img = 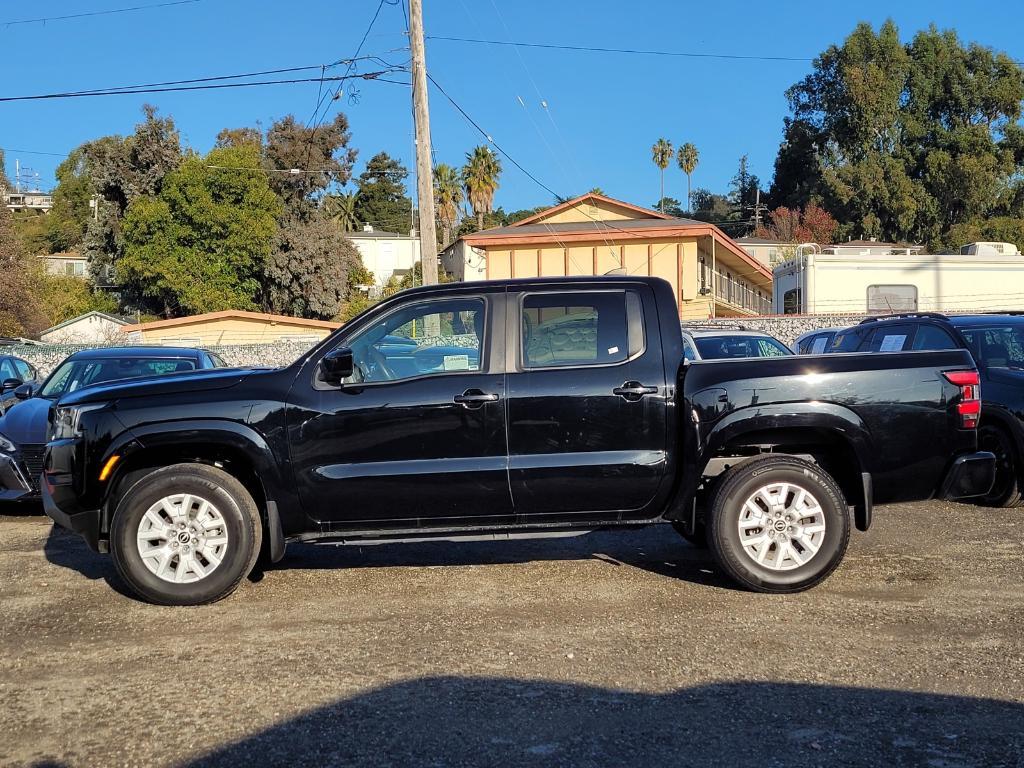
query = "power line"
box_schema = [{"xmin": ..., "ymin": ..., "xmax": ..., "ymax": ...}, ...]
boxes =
[
  {"xmin": 0, "ymin": 147, "xmax": 67, "ymax": 157},
  {"xmin": 0, "ymin": 69, "xmax": 405, "ymax": 102},
  {"xmin": 4, "ymin": 0, "xmax": 202, "ymax": 28},
  {"xmin": 426, "ymin": 35, "xmax": 815, "ymax": 63}
]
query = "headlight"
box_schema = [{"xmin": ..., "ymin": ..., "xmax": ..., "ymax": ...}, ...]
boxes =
[
  {"xmin": 50, "ymin": 403, "xmax": 107, "ymax": 441},
  {"xmin": 0, "ymin": 432, "xmax": 14, "ymax": 452}
]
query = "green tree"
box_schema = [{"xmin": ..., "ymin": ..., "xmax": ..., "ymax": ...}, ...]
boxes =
[
  {"xmin": 353, "ymin": 152, "xmax": 412, "ymax": 234},
  {"xmin": 0, "ymin": 204, "xmax": 47, "ymax": 337},
  {"xmin": 771, "ymin": 20, "xmax": 1024, "ymax": 248},
  {"xmin": 119, "ymin": 145, "xmax": 281, "ymax": 317},
  {"xmin": 433, "ymin": 163, "xmax": 462, "ymax": 247},
  {"xmin": 729, "ymin": 154, "xmax": 761, "ymax": 212},
  {"xmin": 322, "ymin": 192, "xmax": 360, "ymax": 232},
  {"xmin": 462, "ymin": 146, "xmax": 502, "ymax": 231},
  {"xmin": 651, "ymin": 138, "xmax": 673, "ymax": 212},
  {"xmin": 32, "ymin": 275, "xmax": 118, "ymax": 328},
  {"xmin": 45, "ymin": 149, "xmax": 94, "ymax": 253},
  {"xmin": 652, "ymin": 197, "xmax": 684, "ymax": 217},
  {"xmin": 0, "ymin": 149, "xmax": 11, "ymax": 192},
  {"xmin": 676, "ymin": 143, "xmax": 699, "ymax": 213},
  {"xmin": 263, "ymin": 114, "xmax": 356, "ymax": 213}
]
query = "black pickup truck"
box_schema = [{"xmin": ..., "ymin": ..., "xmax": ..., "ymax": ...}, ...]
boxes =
[{"xmin": 43, "ymin": 277, "xmax": 994, "ymax": 605}]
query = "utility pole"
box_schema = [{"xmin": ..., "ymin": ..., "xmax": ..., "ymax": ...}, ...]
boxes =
[{"xmin": 409, "ymin": 0, "xmax": 439, "ymax": 286}]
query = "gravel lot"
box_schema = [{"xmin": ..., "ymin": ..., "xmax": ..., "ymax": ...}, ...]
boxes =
[{"xmin": 1, "ymin": 499, "xmax": 1022, "ymax": 767}]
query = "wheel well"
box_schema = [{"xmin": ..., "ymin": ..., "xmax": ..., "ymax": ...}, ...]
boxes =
[
  {"xmin": 708, "ymin": 427, "xmax": 867, "ymax": 529},
  {"xmin": 104, "ymin": 445, "xmax": 268, "ymax": 534}
]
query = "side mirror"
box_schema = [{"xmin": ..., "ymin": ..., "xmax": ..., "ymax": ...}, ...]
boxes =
[
  {"xmin": 13, "ymin": 383, "xmax": 34, "ymax": 400},
  {"xmin": 321, "ymin": 347, "xmax": 354, "ymax": 386},
  {"xmin": 2, "ymin": 378, "xmax": 22, "ymax": 392}
]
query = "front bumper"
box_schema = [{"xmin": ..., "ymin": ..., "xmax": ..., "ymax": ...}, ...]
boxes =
[
  {"xmin": 0, "ymin": 453, "xmax": 32, "ymax": 501},
  {"xmin": 938, "ymin": 451, "xmax": 996, "ymax": 500},
  {"xmin": 42, "ymin": 475, "xmax": 102, "ymax": 552}
]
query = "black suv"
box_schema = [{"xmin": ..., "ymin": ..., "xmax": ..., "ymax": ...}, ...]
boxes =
[{"xmin": 831, "ymin": 312, "xmax": 1024, "ymax": 507}]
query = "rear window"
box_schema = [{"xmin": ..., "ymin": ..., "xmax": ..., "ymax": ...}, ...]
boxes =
[
  {"xmin": 866, "ymin": 324, "xmax": 916, "ymax": 352},
  {"xmin": 694, "ymin": 335, "xmax": 792, "ymax": 359}
]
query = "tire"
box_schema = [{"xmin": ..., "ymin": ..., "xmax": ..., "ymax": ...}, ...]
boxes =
[
  {"xmin": 110, "ymin": 463, "xmax": 262, "ymax": 605},
  {"xmin": 977, "ymin": 425, "xmax": 1023, "ymax": 508},
  {"xmin": 707, "ymin": 455, "xmax": 850, "ymax": 593}
]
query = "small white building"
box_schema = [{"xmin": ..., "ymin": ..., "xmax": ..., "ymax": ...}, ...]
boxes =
[
  {"xmin": 735, "ymin": 237, "xmax": 798, "ymax": 269},
  {"xmin": 38, "ymin": 251, "xmax": 88, "ymax": 278},
  {"xmin": 347, "ymin": 224, "xmax": 421, "ymax": 293},
  {"xmin": 773, "ymin": 243, "xmax": 1024, "ymax": 314},
  {"xmin": 40, "ymin": 312, "xmax": 131, "ymax": 344}
]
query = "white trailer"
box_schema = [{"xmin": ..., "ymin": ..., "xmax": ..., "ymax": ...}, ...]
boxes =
[{"xmin": 773, "ymin": 244, "xmax": 1024, "ymax": 314}]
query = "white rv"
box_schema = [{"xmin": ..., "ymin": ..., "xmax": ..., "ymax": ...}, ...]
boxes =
[{"xmin": 773, "ymin": 242, "xmax": 1024, "ymax": 314}]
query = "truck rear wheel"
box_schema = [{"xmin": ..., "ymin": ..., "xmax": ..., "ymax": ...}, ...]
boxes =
[
  {"xmin": 977, "ymin": 425, "xmax": 1023, "ymax": 508},
  {"xmin": 707, "ymin": 455, "xmax": 850, "ymax": 593},
  {"xmin": 110, "ymin": 463, "xmax": 262, "ymax": 605}
]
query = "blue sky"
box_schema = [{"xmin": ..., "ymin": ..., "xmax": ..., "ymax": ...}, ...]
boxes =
[{"xmin": 3, "ymin": 0, "xmax": 1023, "ymax": 213}]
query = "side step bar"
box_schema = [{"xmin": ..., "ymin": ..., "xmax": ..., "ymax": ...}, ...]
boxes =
[{"xmin": 313, "ymin": 529, "xmax": 597, "ymax": 547}]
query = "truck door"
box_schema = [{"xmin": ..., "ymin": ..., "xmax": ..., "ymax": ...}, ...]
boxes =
[
  {"xmin": 505, "ymin": 285, "xmax": 670, "ymax": 522},
  {"xmin": 287, "ymin": 290, "xmax": 512, "ymax": 528}
]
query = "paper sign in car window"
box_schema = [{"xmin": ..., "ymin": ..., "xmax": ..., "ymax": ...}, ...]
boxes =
[
  {"xmin": 607, "ymin": 346, "xmax": 619, "ymax": 355},
  {"xmin": 443, "ymin": 354, "xmax": 471, "ymax": 371},
  {"xmin": 811, "ymin": 336, "xmax": 828, "ymax": 354},
  {"xmin": 879, "ymin": 334, "xmax": 907, "ymax": 352}
]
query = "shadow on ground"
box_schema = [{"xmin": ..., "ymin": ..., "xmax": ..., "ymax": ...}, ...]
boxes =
[
  {"xmin": 30, "ymin": 678, "xmax": 1024, "ymax": 767},
  {"xmin": 42, "ymin": 521, "xmax": 737, "ymax": 596}
]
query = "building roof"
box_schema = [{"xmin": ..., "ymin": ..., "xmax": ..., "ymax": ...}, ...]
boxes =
[
  {"xmin": 460, "ymin": 191, "xmax": 772, "ymax": 282},
  {"xmin": 509, "ymin": 192, "xmax": 674, "ymax": 226},
  {"xmin": 830, "ymin": 239, "xmax": 922, "ymax": 248},
  {"xmin": 37, "ymin": 250, "xmax": 85, "ymax": 260},
  {"xmin": 128, "ymin": 309, "xmax": 340, "ymax": 332},
  {"xmin": 41, "ymin": 311, "xmax": 131, "ymax": 336}
]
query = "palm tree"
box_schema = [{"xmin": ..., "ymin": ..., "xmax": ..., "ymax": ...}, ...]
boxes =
[
  {"xmin": 322, "ymin": 192, "xmax": 359, "ymax": 232},
  {"xmin": 462, "ymin": 146, "xmax": 502, "ymax": 231},
  {"xmin": 433, "ymin": 163, "xmax": 462, "ymax": 248},
  {"xmin": 651, "ymin": 138, "xmax": 673, "ymax": 212},
  {"xmin": 677, "ymin": 143, "xmax": 699, "ymax": 214}
]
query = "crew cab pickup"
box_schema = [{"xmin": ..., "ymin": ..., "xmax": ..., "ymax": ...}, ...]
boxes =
[{"xmin": 42, "ymin": 277, "xmax": 995, "ymax": 605}]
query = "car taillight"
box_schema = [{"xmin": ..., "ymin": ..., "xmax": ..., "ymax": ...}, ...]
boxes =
[{"xmin": 943, "ymin": 370, "xmax": 981, "ymax": 429}]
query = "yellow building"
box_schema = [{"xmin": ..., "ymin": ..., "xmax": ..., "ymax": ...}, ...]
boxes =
[
  {"xmin": 446, "ymin": 193, "xmax": 773, "ymax": 319},
  {"xmin": 123, "ymin": 310, "xmax": 340, "ymax": 346}
]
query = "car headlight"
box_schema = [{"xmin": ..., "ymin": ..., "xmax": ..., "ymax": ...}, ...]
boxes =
[
  {"xmin": 0, "ymin": 432, "xmax": 14, "ymax": 453},
  {"xmin": 50, "ymin": 403, "xmax": 107, "ymax": 441}
]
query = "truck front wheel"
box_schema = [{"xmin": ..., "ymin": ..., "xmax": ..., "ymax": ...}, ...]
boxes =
[
  {"xmin": 707, "ymin": 455, "xmax": 850, "ymax": 593},
  {"xmin": 110, "ymin": 463, "xmax": 262, "ymax": 605}
]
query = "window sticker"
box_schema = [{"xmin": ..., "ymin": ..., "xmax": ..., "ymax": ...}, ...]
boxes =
[
  {"xmin": 607, "ymin": 346, "xmax": 620, "ymax": 355},
  {"xmin": 443, "ymin": 354, "xmax": 470, "ymax": 371},
  {"xmin": 879, "ymin": 334, "xmax": 907, "ymax": 352}
]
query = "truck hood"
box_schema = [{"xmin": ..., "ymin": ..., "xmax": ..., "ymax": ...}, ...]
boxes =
[
  {"xmin": 56, "ymin": 367, "xmax": 268, "ymax": 408},
  {"xmin": 0, "ymin": 396, "xmax": 50, "ymax": 446}
]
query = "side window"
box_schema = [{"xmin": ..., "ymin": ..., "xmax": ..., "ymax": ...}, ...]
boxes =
[
  {"xmin": 911, "ymin": 325, "xmax": 958, "ymax": 351},
  {"xmin": 13, "ymin": 360, "xmax": 33, "ymax": 380},
  {"xmin": 866, "ymin": 324, "xmax": 915, "ymax": 352},
  {"xmin": 809, "ymin": 334, "xmax": 832, "ymax": 354},
  {"xmin": 345, "ymin": 297, "xmax": 485, "ymax": 384},
  {"xmin": 757, "ymin": 338, "xmax": 791, "ymax": 357},
  {"xmin": 682, "ymin": 338, "xmax": 697, "ymax": 363},
  {"xmin": 522, "ymin": 291, "xmax": 629, "ymax": 369},
  {"xmin": 867, "ymin": 285, "xmax": 917, "ymax": 314},
  {"xmin": 0, "ymin": 359, "xmax": 16, "ymax": 380}
]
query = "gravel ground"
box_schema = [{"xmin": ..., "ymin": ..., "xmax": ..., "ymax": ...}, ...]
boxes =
[{"xmin": 0, "ymin": 499, "xmax": 1022, "ymax": 767}]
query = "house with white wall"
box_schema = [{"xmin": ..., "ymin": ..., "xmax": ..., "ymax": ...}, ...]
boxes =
[
  {"xmin": 347, "ymin": 224, "xmax": 422, "ymax": 293},
  {"xmin": 40, "ymin": 312, "xmax": 131, "ymax": 344}
]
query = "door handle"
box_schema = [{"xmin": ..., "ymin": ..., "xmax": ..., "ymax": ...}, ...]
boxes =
[
  {"xmin": 613, "ymin": 381, "xmax": 658, "ymax": 401},
  {"xmin": 454, "ymin": 389, "xmax": 499, "ymax": 408}
]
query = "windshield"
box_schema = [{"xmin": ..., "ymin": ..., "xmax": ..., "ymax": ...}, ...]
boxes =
[
  {"xmin": 40, "ymin": 357, "xmax": 198, "ymax": 398},
  {"xmin": 956, "ymin": 323, "xmax": 1024, "ymax": 369},
  {"xmin": 693, "ymin": 335, "xmax": 792, "ymax": 360}
]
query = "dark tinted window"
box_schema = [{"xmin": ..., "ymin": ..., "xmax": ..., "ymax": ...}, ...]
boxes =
[
  {"xmin": 957, "ymin": 324, "xmax": 1024, "ymax": 368},
  {"xmin": 522, "ymin": 291, "xmax": 628, "ymax": 368},
  {"xmin": 866, "ymin": 324, "xmax": 915, "ymax": 352},
  {"xmin": 911, "ymin": 325, "xmax": 959, "ymax": 351},
  {"xmin": 830, "ymin": 329, "xmax": 866, "ymax": 352},
  {"xmin": 799, "ymin": 332, "xmax": 835, "ymax": 355}
]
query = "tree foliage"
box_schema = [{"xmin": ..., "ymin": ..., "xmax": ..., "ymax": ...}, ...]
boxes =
[
  {"xmin": 770, "ymin": 21, "xmax": 1024, "ymax": 249},
  {"xmin": 46, "ymin": 149, "xmax": 94, "ymax": 253},
  {"xmin": 0, "ymin": 205, "xmax": 47, "ymax": 337},
  {"xmin": 676, "ymin": 142, "xmax": 699, "ymax": 213},
  {"xmin": 119, "ymin": 145, "xmax": 281, "ymax": 316},
  {"xmin": 755, "ymin": 203, "xmax": 838, "ymax": 244},
  {"xmin": 264, "ymin": 114, "xmax": 356, "ymax": 213},
  {"xmin": 462, "ymin": 146, "xmax": 502, "ymax": 231},
  {"xmin": 651, "ymin": 138, "xmax": 673, "ymax": 212},
  {"xmin": 433, "ymin": 163, "xmax": 462, "ymax": 247},
  {"xmin": 352, "ymin": 152, "xmax": 411, "ymax": 234}
]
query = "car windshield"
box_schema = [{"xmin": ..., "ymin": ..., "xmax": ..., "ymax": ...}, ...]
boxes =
[
  {"xmin": 955, "ymin": 323, "xmax": 1024, "ymax": 369},
  {"xmin": 40, "ymin": 357, "xmax": 198, "ymax": 398},
  {"xmin": 693, "ymin": 335, "xmax": 792, "ymax": 359}
]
